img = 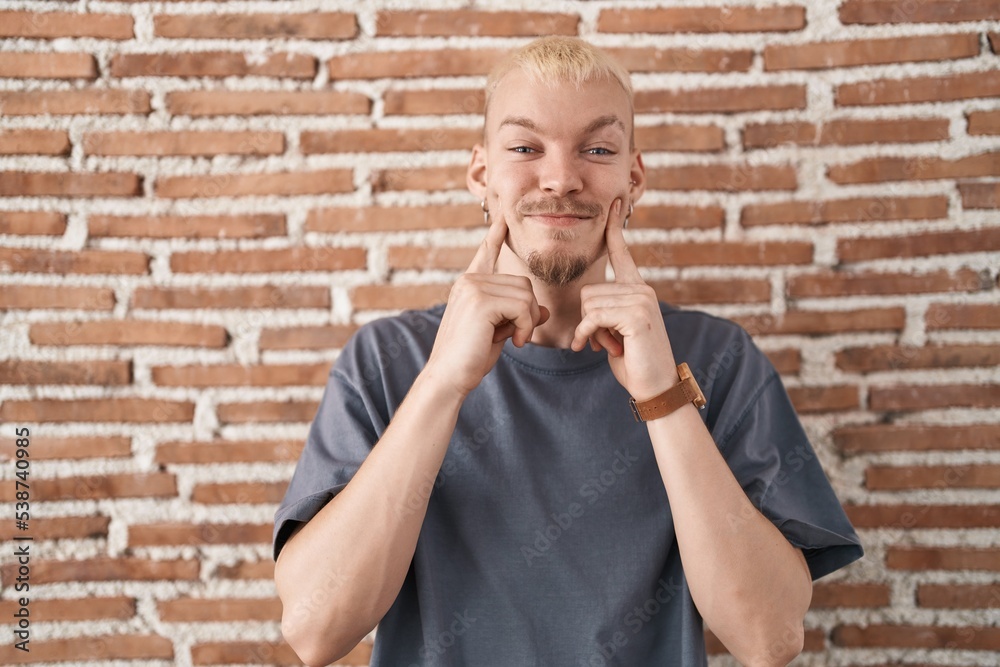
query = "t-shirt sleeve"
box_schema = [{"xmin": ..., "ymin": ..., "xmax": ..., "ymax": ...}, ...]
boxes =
[
  {"xmin": 711, "ymin": 335, "xmax": 864, "ymax": 581},
  {"xmin": 271, "ymin": 365, "xmax": 383, "ymax": 561}
]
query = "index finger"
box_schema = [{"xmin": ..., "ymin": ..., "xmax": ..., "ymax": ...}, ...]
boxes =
[
  {"xmin": 606, "ymin": 198, "xmax": 643, "ymax": 283},
  {"xmin": 466, "ymin": 200, "xmax": 508, "ymax": 274}
]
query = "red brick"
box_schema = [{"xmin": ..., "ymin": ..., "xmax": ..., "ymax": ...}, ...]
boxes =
[
  {"xmin": 870, "ymin": 383, "xmax": 1000, "ymax": 410},
  {"xmin": 132, "ymin": 285, "xmax": 329, "ymax": 310},
  {"xmin": 0, "ymin": 597, "xmax": 134, "ymax": 622},
  {"xmin": 635, "ymin": 85, "xmax": 806, "ymax": 114},
  {"xmin": 788, "ymin": 385, "xmax": 859, "ymax": 413},
  {"xmin": 30, "ymin": 320, "xmax": 227, "ymax": 348},
  {"xmin": 0, "ymin": 472, "xmax": 175, "ymax": 501},
  {"xmin": 259, "ymin": 324, "xmax": 358, "ymax": 350},
  {"xmin": 887, "ymin": 546, "xmax": 1000, "ymax": 571},
  {"xmin": 0, "ymin": 210, "xmax": 66, "ymax": 235},
  {"xmin": 968, "ymin": 110, "xmax": 1000, "ymax": 135},
  {"xmin": 192, "ymin": 481, "xmax": 287, "ymax": 504},
  {"xmin": 629, "ymin": 205, "xmax": 725, "ymax": 230},
  {"xmin": 0, "ymin": 52, "xmax": 96, "ymax": 79},
  {"xmin": 839, "ymin": 227, "xmax": 1000, "ymax": 262},
  {"xmin": 0, "ymin": 557, "xmax": 199, "ymax": 584},
  {"xmin": 0, "ymin": 285, "xmax": 114, "ymax": 311},
  {"xmin": 834, "ymin": 423, "xmax": 1000, "ymax": 455},
  {"xmin": 156, "ymin": 169, "xmax": 352, "ymax": 198},
  {"xmin": 607, "ymin": 47, "xmax": 753, "ymax": 73},
  {"xmin": 866, "ymin": 463, "xmax": 1000, "ymax": 490},
  {"xmin": 351, "ymin": 284, "xmax": 452, "ymax": 310},
  {"xmin": 0, "ymin": 516, "xmax": 109, "ymax": 542},
  {"xmin": 167, "ymin": 89, "xmax": 370, "ymax": 116},
  {"xmin": 129, "ymin": 522, "xmax": 272, "ymax": 546},
  {"xmin": 765, "ymin": 348, "xmax": 801, "ymax": 375},
  {"xmin": 191, "ymin": 641, "xmax": 372, "ymax": 666},
  {"xmin": 111, "ymin": 51, "xmax": 315, "ymax": 79},
  {"xmin": 845, "ymin": 503, "xmax": 1000, "ymax": 528},
  {"xmin": 383, "ymin": 88, "xmax": 484, "ymax": 116},
  {"xmin": 155, "ymin": 12, "xmax": 356, "ymax": 39},
  {"xmin": 371, "ymin": 165, "xmax": 467, "ymax": 193},
  {"xmin": 0, "ymin": 398, "xmax": 194, "ymax": 423},
  {"xmin": 156, "ymin": 440, "xmax": 303, "ymax": 464},
  {"xmin": 918, "ymin": 584, "xmax": 1000, "ymax": 608},
  {"xmin": 647, "ymin": 164, "xmax": 797, "ymax": 191},
  {"xmin": 765, "ymin": 34, "xmax": 979, "ymax": 70},
  {"xmin": 0, "ymin": 247, "xmax": 148, "ymax": 274},
  {"xmin": 598, "ymin": 6, "xmax": 806, "ymax": 33},
  {"xmin": 837, "ymin": 344, "xmax": 1000, "ymax": 373},
  {"xmin": 837, "ymin": 71, "xmax": 1000, "ymax": 106},
  {"xmin": 158, "ymin": 597, "xmax": 282, "ymax": 622},
  {"xmin": 636, "ymin": 124, "xmax": 725, "ymax": 152},
  {"xmin": 215, "ymin": 559, "xmax": 274, "ymax": 580},
  {"xmin": 191, "ymin": 640, "xmax": 372, "ymax": 666},
  {"xmin": 376, "ymin": 10, "xmax": 577, "ymax": 36},
  {"xmin": 788, "ymin": 268, "xmax": 987, "ymax": 297},
  {"xmin": 216, "ymin": 401, "xmax": 319, "ymax": 424},
  {"xmin": 0, "ymin": 359, "xmax": 130, "ymax": 385},
  {"xmin": 992, "ymin": 32, "xmax": 1000, "ymax": 52},
  {"xmin": 307, "ymin": 204, "xmax": 480, "ymax": 232},
  {"xmin": 84, "ymin": 130, "xmax": 284, "ymax": 156},
  {"xmin": 0, "ymin": 89, "xmax": 150, "ymax": 116},
  {"xmin": 0, "ymin": 171, "xmax": 141, "ymax": 197},
  {"xmin": 153, "ymin": 363, "xmax": 328, "ymax": 387},
  {"xmin": 633, "ymin": 241, "xmax": 812, "ymax": 266},
  {"xmin": 742, "ymin": 195, "xmax": 948, "ymax": 226},
  {"xmin": 840, "ymin": 0, "xmax": 1000, "ymax": 23},
  {"xmin": 303, "ymin": 127, "xmax": 480, "ymax": 154},
  {"xmin": 733, "ymin": 308, "xmax": 906, "ymax": 336},
  {"xmin": 171, "ymin": 247, "xmax": 366, "ymax": 273},
  {"xmin": 0, "ymin": 435, "xmax": 131, "ymax": 461},
  {"xmin": 927, "ymin": 303, "xmax": 1000, "ymax": 329},
  {"xmin": 0, "ymin": 129, "xmax": 70, "ymax": 155},
  {"xmin": 0, "ymin": 635, "xmax": 173, "ymax": 664},
  {"xmin": 832, "ymin": 623, "xmax": 1000, "ymax": 650},
  {"xmin": 960, "ymin": 181, "xmax": 1000, "ymax": 209},
  {"xmin": 0, "ymin": 11, "xmax": 133, "ymax": 38},
  {"xmin": 811, "ymin": 582, "xmax": 890, "ymax": 608},
  {"xmin": 388, "ymin": 246, "xmax": 474, "ymax": 271},
  {"xmin": 648, "ymin": 279, "xmax": 771, "ymax": 304},
  {"xmin": 830, "ymin": 151, "xmax": 1000, "ymax": 184},
  {"xmin": 89, "ymin": 213, "xmax": 285, "ymax": 238},
  {"xmin": 743, "ymin": 118, "xmax": 948, "ymax": 148},
  {"xmin": 329, "ymin": 49, "xmax": 504, "ymax": 79}
]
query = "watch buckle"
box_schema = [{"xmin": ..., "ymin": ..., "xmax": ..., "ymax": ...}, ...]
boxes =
[{"xmin": 628, "ymin": 398, "xmax": 642, "ymax": 422}]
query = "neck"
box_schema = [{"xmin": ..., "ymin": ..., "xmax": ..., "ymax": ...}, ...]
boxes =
[{"xmin": 494, "ymin": 244, "xmax": 609, "ymax": 349}]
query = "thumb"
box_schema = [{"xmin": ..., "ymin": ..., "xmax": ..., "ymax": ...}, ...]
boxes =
[{"xmin": 538, "ymin": 305, "xmax": 551, "ymax": 327}]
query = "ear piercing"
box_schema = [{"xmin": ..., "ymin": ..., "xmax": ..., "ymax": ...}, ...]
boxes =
[
  {"xmin": 624, "ymin": 202, "xmax": 634, "ymax": 229},
  {"xmin": 481, "ymin": 199, "xmax": 489, "ymax": 225}
]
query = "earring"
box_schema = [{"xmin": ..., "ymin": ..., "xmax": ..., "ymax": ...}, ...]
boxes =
[
  {"xmin": 624, "ymin": 202, "xmax": 634, "ymax": 229},
  {"xmin": 481, "ymin": 199, "xmax": 489, "ymax": 225}
]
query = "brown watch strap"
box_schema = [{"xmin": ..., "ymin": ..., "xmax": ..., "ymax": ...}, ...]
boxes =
[{"xmin": 629, "ymin": 363, "xmax": 706, "ymax": 422}]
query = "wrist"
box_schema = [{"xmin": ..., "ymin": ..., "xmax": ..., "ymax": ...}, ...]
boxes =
[{"xmin": 416, "ymin": 363, "xmax": 471, "ymax": 406}]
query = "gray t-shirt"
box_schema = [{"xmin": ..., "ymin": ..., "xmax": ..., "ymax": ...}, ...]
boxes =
[{"xmin": 274, "ymin": 302, "xmax": 863, "ymax": 666}]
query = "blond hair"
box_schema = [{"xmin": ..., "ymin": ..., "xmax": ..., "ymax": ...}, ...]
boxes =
[{"xmin": 484, "ymin": 37, "xmax": 635, "ymax": 149}]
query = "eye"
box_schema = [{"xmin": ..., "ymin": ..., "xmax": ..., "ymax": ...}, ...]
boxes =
[
  {"xmin": 510, "ymin": 146, "xmax": 536, "ymax": 154},
  {"xmin": 587, "ymin": 147, "xmax": 615, "ymax": 156}
]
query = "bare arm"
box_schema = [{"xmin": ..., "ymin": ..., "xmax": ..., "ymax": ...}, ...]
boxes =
[
  {"xmin": 274, "ymin": 210, "xmax": 548, "ymax": 666},
  {"xmin": 572, "ymin": 200, "xmax": 812, "ymax": 666}
]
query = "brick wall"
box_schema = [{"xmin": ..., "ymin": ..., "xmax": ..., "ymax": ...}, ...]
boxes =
[{"xmin": 1, "ymin": 1, "xmax": 998, "ymax": 665}]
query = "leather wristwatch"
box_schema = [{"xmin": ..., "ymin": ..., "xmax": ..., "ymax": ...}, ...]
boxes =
[{"xmin": 629, "ymin": 362, "xmax": 706, "ymax": 422}]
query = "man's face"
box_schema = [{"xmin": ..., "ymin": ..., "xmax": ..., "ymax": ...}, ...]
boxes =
[{"xmin": 470, "ymin": 68, "xmax": 643, "ymax": 286}]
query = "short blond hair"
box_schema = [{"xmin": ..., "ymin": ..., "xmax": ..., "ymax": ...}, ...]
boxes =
[{"xmin": 484, "ymin": 37, "xmax": 635, "ymax": 150}]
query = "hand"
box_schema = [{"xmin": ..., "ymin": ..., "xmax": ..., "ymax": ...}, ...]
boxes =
[
  {"xmin": 424, "ymin": 204, "xmax": 550, "ymax": 399},
  {"xmin": 570, "ymin": 198, "xmax": 678, "ymax": 400}
]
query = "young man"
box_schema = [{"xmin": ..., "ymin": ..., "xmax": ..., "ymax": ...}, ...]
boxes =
[{"xmin": 274, "ymin": 37, "xmax": 863, "ymax": 667}]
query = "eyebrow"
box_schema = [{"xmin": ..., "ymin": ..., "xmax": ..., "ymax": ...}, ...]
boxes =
[{"xmin": 497, "ymin": 114, "xmax": 626, "ymax": 138}]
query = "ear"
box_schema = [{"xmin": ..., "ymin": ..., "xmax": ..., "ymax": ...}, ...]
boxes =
[
  {"xmin": 628, "ymin": 151, "xmax": 646, "ymax": 205},
  {"xmin": 466, "ymin": 143, "xmax": 488, "ymax": 200}
]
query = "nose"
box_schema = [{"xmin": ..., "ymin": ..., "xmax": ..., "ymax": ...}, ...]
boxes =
[{"xmin": 538, "ymin": 151, "xmax": 583, "ymax": 197}]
